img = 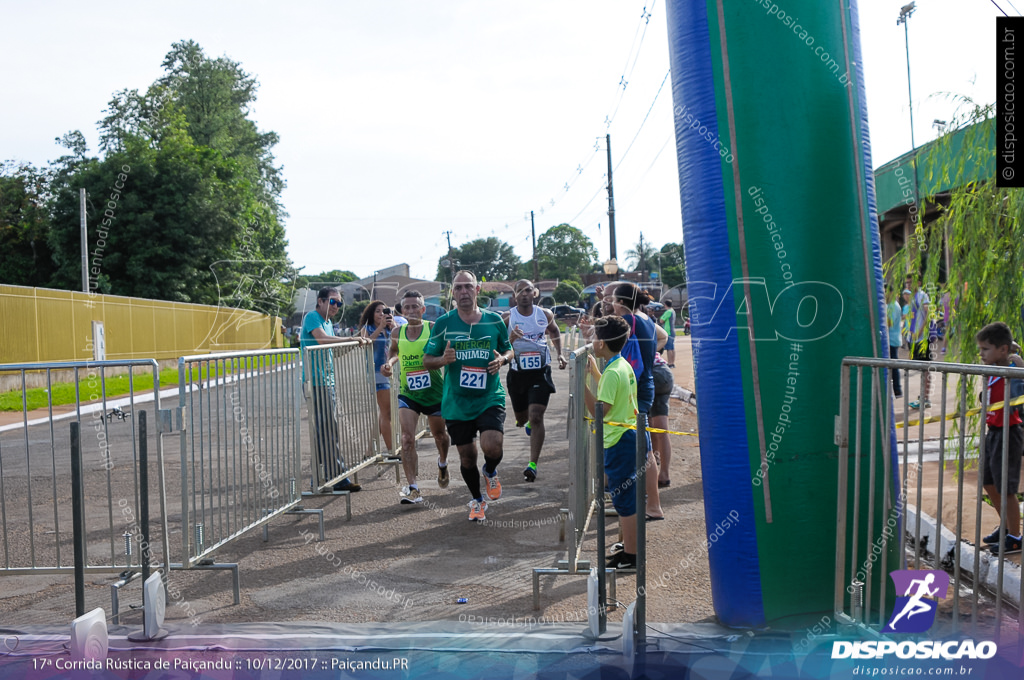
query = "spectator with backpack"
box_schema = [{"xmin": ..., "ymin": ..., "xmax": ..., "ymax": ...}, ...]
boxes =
[{"xmin": 597, "ymin": 282, "xmax": 668, "ymax": 521}]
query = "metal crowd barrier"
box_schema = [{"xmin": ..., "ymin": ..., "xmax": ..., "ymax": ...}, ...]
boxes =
[
  {"xmin": 533, "ymin": 344, "xmax": 616, "ymax": 608},
  {"xmin": 0, "ymin": 360, "xmax": 171, "ymax": 616},
  {"xmin": 303, "ymin": 341, "xmax": 382, "ymax": 491},
  {"xmin": 835, "ymin": 356, "xmax": 1023, "ymax": 643},
  {"xmin": 562, "ymin": 326, "xmax": 584, "ymax": 354},
  {"xmin": 177, "ymin": 349, "xmax": 306, "ymax": 571}
]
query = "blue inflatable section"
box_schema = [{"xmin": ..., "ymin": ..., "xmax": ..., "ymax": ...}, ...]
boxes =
[{"xmin": 665, "ymin": 0, "xmax": 764, "ymax": 627}]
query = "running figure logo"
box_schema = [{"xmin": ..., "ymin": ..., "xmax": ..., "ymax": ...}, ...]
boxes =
[{"xmin": 881, "ymin": 570, "xmax": 950, "ymax": 633}]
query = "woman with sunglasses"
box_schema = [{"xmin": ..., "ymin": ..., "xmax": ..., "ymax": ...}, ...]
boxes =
[
  {"xmin": 360, "ymin": 301, "xmax": 396, "ymax": 455},
  {"xmin": 300, "ymin": 287, "xmax": 367, "ymax": 492}
]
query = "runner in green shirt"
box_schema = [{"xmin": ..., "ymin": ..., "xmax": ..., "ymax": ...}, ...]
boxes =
[
  {"xmin": 423, "ymin": 271, "xmax": 514, "ymax": 522},
  {"xmin": 381, "ymin": 290, "xmax": 451, "ymax": 506},
  {"xmin": 659, "ymin": 300, "xmax": 677, "ymax": 367}
]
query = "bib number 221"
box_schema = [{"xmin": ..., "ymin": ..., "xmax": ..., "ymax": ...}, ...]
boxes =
[{"xmin": 459, "ymin": 366, "xmax": 487, "ymax": 389}]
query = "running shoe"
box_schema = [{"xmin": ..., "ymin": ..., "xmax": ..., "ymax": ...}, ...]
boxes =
[
  {"xmin": 437, "ymin": 461, "xmax": 450, "ymax": 488},
  {"xmin": 333, "ymin": 479, "xmax": 361, "ymax": 492},
  {"xmin": 607, "ymin": 550, "xmax": 637, "ymax": 571},
  {"xmin": 483, "ymin": 465, "xmax": 502, "ymax": 501},
  {"xmin": 525, "ymin": 421, "xmax": 532, "ymax": 436},
  {"xmin": 400, "ymin": 486, "xmax": 423, "ymax": 505},
  {"xmin": 523, "ymin": 465, "xmax": 537, "ymax": 483},
  {"xmin": 987, "ymin": 535, "xmax": 1022, "ymax": 555},
  {"xmin": 468, "ymin": 499, "xmax": 488, "ymax": 522},
  {"xmin": 983, "ymin": 526, "xmax": 1002, "ymax": 544},
  {"xmin": 908, "ymin": 400, "xmax": 931, "ymax": 410}
]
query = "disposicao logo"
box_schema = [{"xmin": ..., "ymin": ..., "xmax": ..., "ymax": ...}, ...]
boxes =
[
  {"xmin": 882, "ymin": 569, "xmax": 949, "ymax": 634},
  {"xmin": 831, "ymin": 570, "xmax": 997, "ymax": 660}
]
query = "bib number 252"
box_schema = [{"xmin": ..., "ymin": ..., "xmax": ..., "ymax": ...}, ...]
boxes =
[{"xmin": 407, "ymin": 370, "xmax": 431, "ymax": 391}]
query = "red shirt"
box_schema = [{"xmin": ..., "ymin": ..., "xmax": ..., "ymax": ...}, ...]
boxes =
[{"xmin": 986, "ymin": 376, "xmax": 1023, "ymax": 427}]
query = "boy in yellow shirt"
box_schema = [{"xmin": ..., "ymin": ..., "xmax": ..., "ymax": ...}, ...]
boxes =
[{"xmin": 585, "ymin": 316, "xmax": 639, "ymax": 570}]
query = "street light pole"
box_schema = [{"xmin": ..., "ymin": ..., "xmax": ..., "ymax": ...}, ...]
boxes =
[
  {"xmin": 897, "ymin": 2, "xmax": 920, "ymax": 226},
  {"xmin": 606, "ymin": 134, "xmax": 616, "ymax": 263}
]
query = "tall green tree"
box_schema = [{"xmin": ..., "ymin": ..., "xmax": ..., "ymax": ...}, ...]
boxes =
[
  {"xmin": 658, "ymin": 242, "xmax": 687, "ymax": 289},
  {"xmin": 100, "ymin": 41, "xmax": 285, "ymax": 212},
  {"xmin": 49, "ymin": 119, "xmax": 266, "ymax": 304},
  {"xmin": 534, "ymin": 224, "xmax": 597, "ymax": 281},
  {"xmin": 46, "ymin": 41, "xmax": 293, "ymax": 314},
  {"xmin": 436, "ymin": 237, "xmax": 521, "ymax": 283},
  {"xmin": 886, "ymin": 99, "xmax": 1023, "ymax": 363},
  {"xmin": 297, "ymin": 269, "xmax": 358, "ymax": 289},
  {"xmin": 885, "ymin": 99, "xmax": 1023, "ymax": 423},
  {"xmin": 553, "ymin": 280, "xmax": 582, "ymax": 304},
  {"xmin": 0, "ymin": 161, "xmax": 54, "ymax": 287}
]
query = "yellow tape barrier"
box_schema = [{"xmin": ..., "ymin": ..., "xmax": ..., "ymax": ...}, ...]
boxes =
[
  {"xmin": 896, "ymin": 394, "xmax": 1024, "ymax": 430},
  {"xmin": 584, "ymin": 416, "xmax": 698, "ymax": 437}
]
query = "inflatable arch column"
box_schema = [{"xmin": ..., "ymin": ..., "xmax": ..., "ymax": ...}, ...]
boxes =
[{"xmin": 666, "ymin": 0, "xmax": 896, "ymax": 627}]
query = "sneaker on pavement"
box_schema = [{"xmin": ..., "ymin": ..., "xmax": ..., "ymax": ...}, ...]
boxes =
[
  {"xmin": 607, "ymin": 550, "xmax": 637, "ymax": 571},
  {"xmin": 468, "ymin": 499, "xmax": 488, "ymax": 522},
  {"xmin": 437, "ymin": 462, "xmax": 450, "ymax": 489},
  {"xmin": 483, "ymin": 466, "xmax": 502, "ymax": 501},
  {"xmin": 983, "ymin": 527, "xmax": 1003, "ymax": 544},
  {"xmin": 400, "ymin": 486, "xmax": 424, "ymax": 505},
  {"xmin": 908, "ymin": 400, "xmax": 931, "ymax": 410},
  {"xmin": 987, "ymin": 535, "xmax": 1022, "ymax": 555},
  {"xmin": 523, "ymin": 465, "xmax": 537, "ymax": 483}
]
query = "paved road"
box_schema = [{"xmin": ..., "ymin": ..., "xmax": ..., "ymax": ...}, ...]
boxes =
[{"xmin": 0, "ymin": 348, "xmax": 714, "ymax": 629}]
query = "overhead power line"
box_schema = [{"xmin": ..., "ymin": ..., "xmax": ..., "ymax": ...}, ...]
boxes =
[
  {"xmin": 614, "ymin": 68, "xmax": 671, "ymax": 173},
  {"xmin": 515, "ymin": 1, "xmax": 661, "ymax": 237},
  {"xmin": 989, "ymin": 0, "xmax": 1010, "ymax": 16}
]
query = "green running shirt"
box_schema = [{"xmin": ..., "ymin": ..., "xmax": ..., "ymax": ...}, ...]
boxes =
[{"xmin": 424, "ymin": 309, "xmax": 512, "ymax": 421}]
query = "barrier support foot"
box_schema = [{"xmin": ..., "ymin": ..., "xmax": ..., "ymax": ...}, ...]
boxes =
[
  {"xmin": 302, "ymin": 489, "xmax": 352, "ymax": 521},
  {"xmin": 263, "ymin": 507, "xmax": 326, "ymax": 542},
  {"xmin": 532, "ymin": 566, "xmax": 617, "ymax": 611},
  {"xmin": 195, "ymin": 560, "xmax": 241, "ymax": 605},
  {"xmin": 110, "ymin": 570, "xmax": 142, "ymax": 624}
]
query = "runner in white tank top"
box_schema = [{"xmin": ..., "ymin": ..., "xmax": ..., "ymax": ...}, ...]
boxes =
[{"xmin": 501, "ymin": 279, "xmax": 567, "ymax": 482}]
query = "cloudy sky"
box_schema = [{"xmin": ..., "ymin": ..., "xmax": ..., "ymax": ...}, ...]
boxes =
[{"xmin": 2, "ymin": 0, "xmax": 1002, "ymax": 280}]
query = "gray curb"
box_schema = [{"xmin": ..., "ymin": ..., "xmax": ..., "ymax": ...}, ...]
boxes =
[{"xmin": 907, "ymin": 505, "xmax": 1021, "ymax": 607}]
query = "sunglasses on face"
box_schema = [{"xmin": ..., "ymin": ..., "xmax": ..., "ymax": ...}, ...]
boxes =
[{"xmin": 328, "ymin": 299, "xmax": 343, "ymax": 307}]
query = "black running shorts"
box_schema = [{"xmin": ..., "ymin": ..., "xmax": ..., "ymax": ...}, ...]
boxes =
[
  {"xmin": 506, "ymin": 366, "xmax": 556, "ymax": 413},
  {"xmin": 446, "ymin": 405, "xmax": 506, "ymax": 447}
]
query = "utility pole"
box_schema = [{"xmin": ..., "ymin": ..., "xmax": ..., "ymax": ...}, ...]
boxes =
[
  {"xmin": 531, "ymin": 210, "xmax": 538, "ymax": 282},
  {"xmin": 639, "ymin": 231, "xmax": 645, "ymax": 283},
  {"xmin": 443, "ymin": 230, "xmax": 456, "ymax": 283},
  {"xmin": 606, "ymin": 134, "xmax": 616, "ymax": 263},
  {"xmin": 80, "ymin": 188, "xmax": 88, "ymax": 293}
]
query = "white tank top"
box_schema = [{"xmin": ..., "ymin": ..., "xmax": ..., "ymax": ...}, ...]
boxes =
[{"xmin": 508, "ymin": 306, "xmax": 550, "ymax": 371}]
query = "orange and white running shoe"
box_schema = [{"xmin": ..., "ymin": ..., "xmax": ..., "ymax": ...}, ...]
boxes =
[
  {"xmin": 468, "ymin": 499, "xmax": 488, "ymax": 522},
  {"xmin": 482, "ymin": 466, "xmax": 502, "ymax": 501}
]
